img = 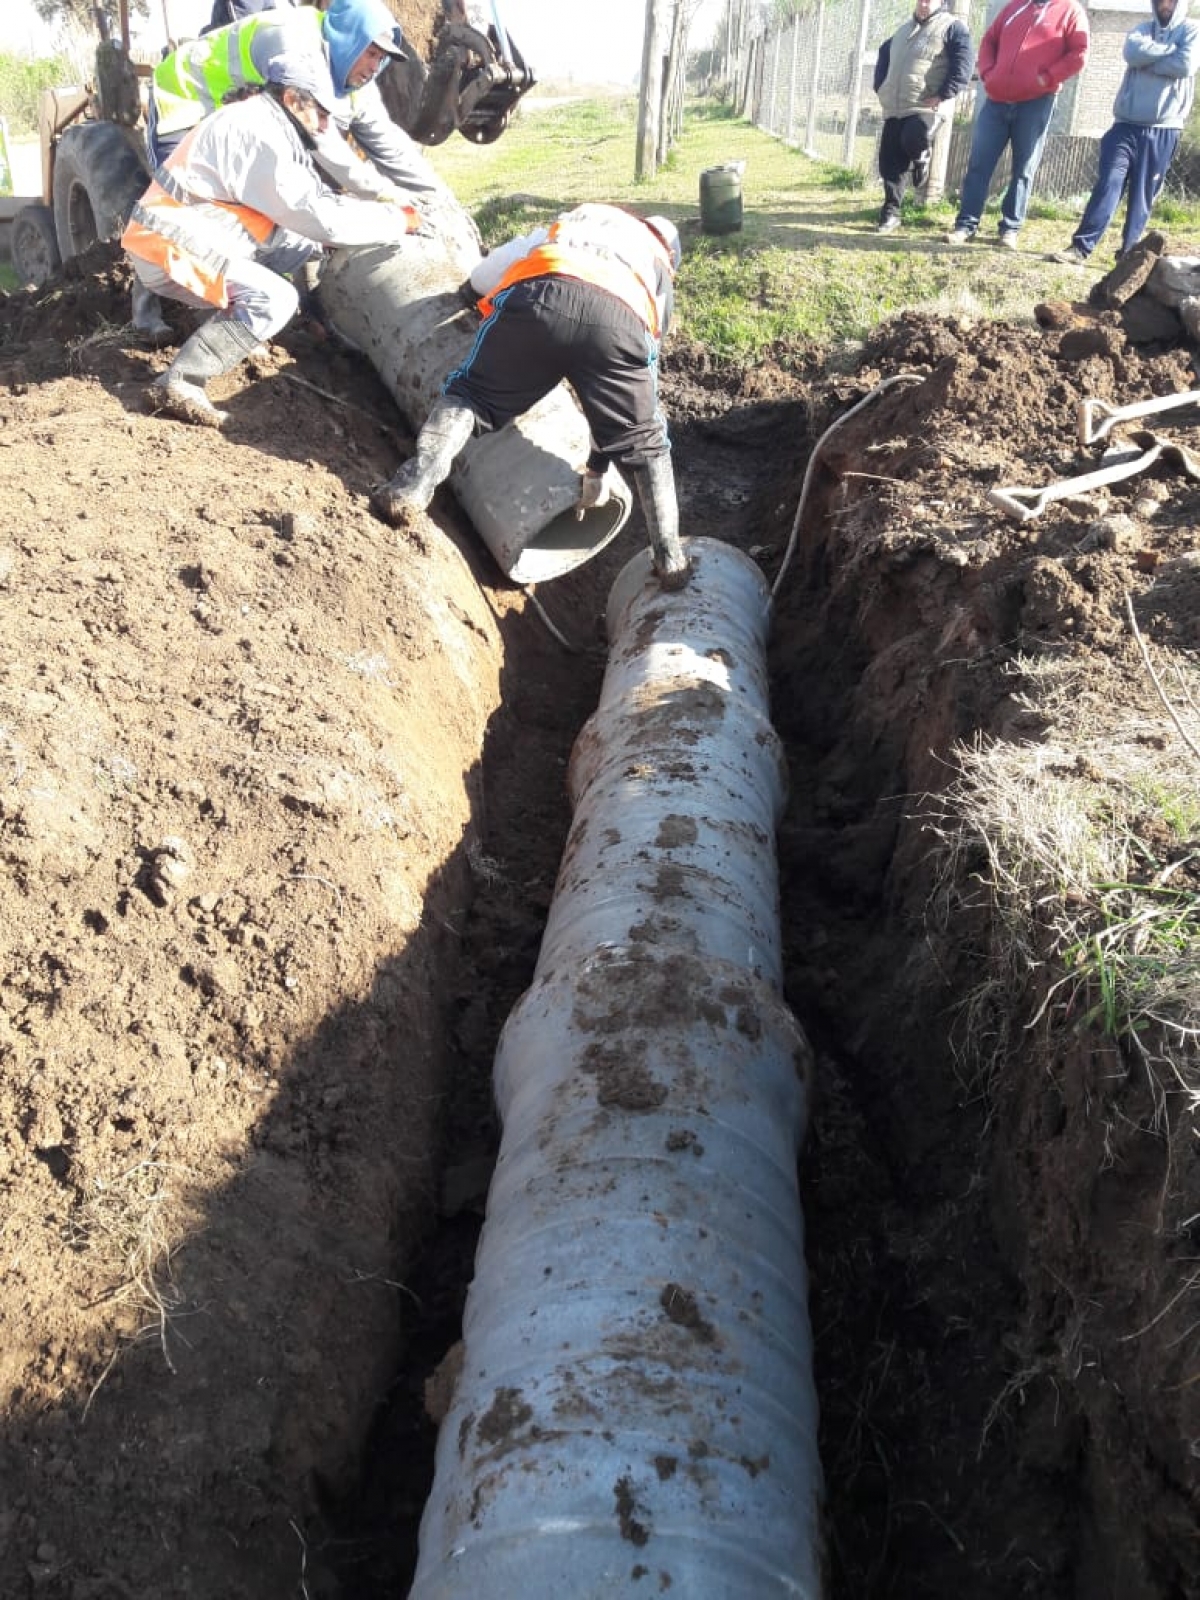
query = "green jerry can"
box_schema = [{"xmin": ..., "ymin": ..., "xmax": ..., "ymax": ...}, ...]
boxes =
[{"xmin": 699, "ymin": 162, "xmax": 745, "ymax": 235}]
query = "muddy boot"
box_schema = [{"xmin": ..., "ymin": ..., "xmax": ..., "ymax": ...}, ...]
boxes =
[
  {"xmin": 627, "ymin": 454, "xmax": 690, "ymax": 591},
  {"xmin": 148, "ymin": 314, "xmax": 260, "ymax": 428},
  {"xmin": 370, "ymin": 397, "xmax": 476, "ymax": 525},
  {"xmin": 131, "ymin": 281, "xmax": 173, "ymax": 347}
]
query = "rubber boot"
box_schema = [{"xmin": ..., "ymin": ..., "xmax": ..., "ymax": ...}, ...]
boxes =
[
  {"xmin": 370, "ymin": 397, "xmax": 476, "ymax": 525},
  {"xmin": 627, "ymin": 454, "xmax": 690, "ymax": 590},
  {"xmin": 148, "ymin": 314, "xmax": 260, "ymax": 428},
  {"xmin": 131, "ymin": 280, "xmax": 172, "ymax": 347}
]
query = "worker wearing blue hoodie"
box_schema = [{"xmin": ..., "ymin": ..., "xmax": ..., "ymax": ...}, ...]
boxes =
[
  {"xmin": 135, "ymin": 0, "xmax": 462, "ymax": 338},
  {"xmin": 150, "ymin": 0, "xmax": 432, "ymax": 202},
  {"xmin": 1051, "ymin": 0, "xmax": 1200, "ymax": 263}
]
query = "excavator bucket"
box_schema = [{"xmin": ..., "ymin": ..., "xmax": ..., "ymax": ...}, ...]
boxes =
[{"xmin": 407, "ymin": 2, "xmax": 536, "ymax": 147}]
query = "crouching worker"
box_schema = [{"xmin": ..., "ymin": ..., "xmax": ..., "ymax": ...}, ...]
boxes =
[
  {"xmin": 122, "ymin": 53, "xmax": 424, "ymax": 428},
  {"xmin": 369, "ymin": 203, "xmax": 692, "ymax": 591}
]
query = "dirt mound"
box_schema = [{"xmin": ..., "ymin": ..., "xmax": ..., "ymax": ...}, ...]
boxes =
[{"xmin": 1, "ymin": 244, "xmax": 1197, "ymax": 1598}]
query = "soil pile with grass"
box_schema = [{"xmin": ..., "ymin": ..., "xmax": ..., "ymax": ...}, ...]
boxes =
[{"xmin": 0, "ymin": 240, "xmax": 1196, "ymax": 1599}]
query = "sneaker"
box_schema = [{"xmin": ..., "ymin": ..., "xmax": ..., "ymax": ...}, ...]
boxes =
[
  {"xmin": 1050, "ymin": 244, "xmax": 1088, "ymax": 266},
  {"xmin": 876, "ymin": 215, "xmax": 901, "ymax": 234},
  {"xmin": 945, "ymin": 227, "xmax": 972, "ymax": 244},
  {"xmin": 912, "ymin": 152, "xmax": 931, "ymax": 190},
  {"xmin": 998, "ymin": 231, "xmax": 1019, "ymax": 250}
]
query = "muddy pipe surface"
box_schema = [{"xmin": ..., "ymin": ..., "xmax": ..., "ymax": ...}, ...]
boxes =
[
  {"xmin": 409, "ymin": 538, "xmax": 825, "ymax": 1598},
  {"xmin": 319, "ymin": 230, "xmax": 632, "ymax": 582}
]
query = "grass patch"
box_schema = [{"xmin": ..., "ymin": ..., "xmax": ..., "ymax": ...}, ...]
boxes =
[
  {"xmin": 430, "ymin": 94, "xmax": 1200, "ymax": 360},
  {"xmin": 928, "ymin": 650, "xmax": 1200, "ymax": 1116}
]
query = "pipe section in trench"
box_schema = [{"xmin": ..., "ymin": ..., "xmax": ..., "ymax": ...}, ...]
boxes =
[
  {"xmin": 409, "ymin": 538, "xmax": 825, "ymax": 1598},
  {"xmin": 320, "ymin": 227, "xmax": 632, "ymax": 583}
]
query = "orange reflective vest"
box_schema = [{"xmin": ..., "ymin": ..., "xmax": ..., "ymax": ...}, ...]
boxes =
[
  {"xmin": 477, "ymin": 222, "xmax": 670, "ymax": 339},
  {"xmin": 122, "ymin": 160, "xmax": 276, "ymax": 309}
]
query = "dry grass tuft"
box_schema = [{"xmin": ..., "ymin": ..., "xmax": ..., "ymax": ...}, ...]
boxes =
[
  {"xmin": 70, "ymin": 1153, "xmax": 193, "ymax": 1403},
  {"xmin": 924, "ymin": 647, "xmax": 1200, "ymax": 1115}
]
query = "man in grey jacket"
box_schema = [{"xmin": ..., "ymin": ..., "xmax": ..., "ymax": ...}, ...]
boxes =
[
  {"xmin": 872, "ymin": 0, "xmax": 974, "ymax": 234},
  {"xmin": 134, "ymin": 0, "xmax": 469, "ymax": 340},
  {"xmin": 123, "ymin": 53, "xmax": 420, "ymax": 428},
  {"xmin": 1051, "ymin": 0, "xmax": 1200, "ymax": 263}
]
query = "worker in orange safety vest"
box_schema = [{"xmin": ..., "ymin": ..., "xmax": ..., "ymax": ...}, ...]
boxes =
[
  {"xmin": 370, "ymin": 203, "xmax": 691, "ymax": 591},
  {"xmin": 132, "ymin": 0, "xmax": 462, "ymax": 342},
  {"xmin": 122, "ymin": 50, "xmax": 423, "ymax": 428}
]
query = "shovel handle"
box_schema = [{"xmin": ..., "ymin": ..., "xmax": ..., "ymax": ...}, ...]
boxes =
[
  {"xmin": 988, "ymin": 442, "xmax": 1164, "ymax": 523},
  {"xmin": 1078, "ymin": 387, "xmax": 1200, "ymax": 445},
  {"xmin": 986, "ymin": 486, "xmax": 1044, "ymax": 522}
]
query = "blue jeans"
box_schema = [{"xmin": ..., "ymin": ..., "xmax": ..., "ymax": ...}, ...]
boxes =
[
  {"xmin": 955, "ymin": 92, "xmax": 1057, "ymax": 236},
  {"xmin": 1073, "ymin": 122, "xmax": 1180, "ymax": 258}
]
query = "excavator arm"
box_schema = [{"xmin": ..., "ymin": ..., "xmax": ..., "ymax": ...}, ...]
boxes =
[{"xmin": 405, "ymin": 2, "xmax": 536, "ymax": 147}]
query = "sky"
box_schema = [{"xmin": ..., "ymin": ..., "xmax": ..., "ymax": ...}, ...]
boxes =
[{"xmin": 9, "ymin": 1, "xmax": 724, "ymax": 85}]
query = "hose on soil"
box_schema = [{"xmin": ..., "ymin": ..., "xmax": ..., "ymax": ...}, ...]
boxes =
[
  {"xmin": 769, "ymin": 370, "xmax": 926, "ymax": 605},
  {"xmin": 522, "ymin": 583, "xmax": 583, "ymax": 653}
]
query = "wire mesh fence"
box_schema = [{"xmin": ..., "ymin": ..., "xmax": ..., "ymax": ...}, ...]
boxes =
[{"xmin": 723, "ymin": 0, "xmax": 1200, "ymax": 215}]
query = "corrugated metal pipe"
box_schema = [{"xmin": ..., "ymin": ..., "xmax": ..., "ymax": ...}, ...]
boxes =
[{"xmin": 409, "ymin": 537, "xmax": 825, "ymax": 1598}]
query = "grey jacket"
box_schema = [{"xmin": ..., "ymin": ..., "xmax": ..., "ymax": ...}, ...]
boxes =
[{"xmin": 1114, "ymin": 0, "xmax": 1200, "ymax": 128}]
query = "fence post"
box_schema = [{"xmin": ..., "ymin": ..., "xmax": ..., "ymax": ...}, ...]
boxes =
[
  {"xmin": 804, "ymin": 0, "xmax": 827, "ymax": 158},
  {"xmin": 925, "ymin": 0, "xmax": 971, "ymax": 204},
  {"xmin": 786, "ymin": 19, "xmax": 799, "ymax": 146},
  {"xmin": 769, "ymin": 25, "xmax": 782, "ymax": 137},
  {"xmin": 843, "ymin": 0, "xmax": 873, "ymax": 168}
]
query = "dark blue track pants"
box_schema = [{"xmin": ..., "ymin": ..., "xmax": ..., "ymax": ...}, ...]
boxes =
[{"xmin": 1073, "ymin": 121, "xmax": 1181, "ymax": 258}]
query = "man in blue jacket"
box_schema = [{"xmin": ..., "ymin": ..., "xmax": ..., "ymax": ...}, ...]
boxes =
[
  {"xmin": 872, "ymin": 0, "xmax": 974, "ymax": 234},
  {"xmin": 1051, "ymin": 0, "xmax": 1200, "ymax": 263}
]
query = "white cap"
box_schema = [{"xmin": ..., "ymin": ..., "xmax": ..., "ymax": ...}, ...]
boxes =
[
  {"xmin": 371, "ymin": 25, "xmax": 407, "ymax": 59},
  {"xmin": 645, "ymin": 214, "xmax": 682, "ymax": 272}
]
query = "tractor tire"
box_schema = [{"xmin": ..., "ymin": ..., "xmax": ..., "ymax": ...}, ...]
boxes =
[
  {"xmin": 11, "ymin": 203, "xmax": 62, "ymax": 289},
  {"xmin": 52, "ymin": 121, "xmax": 149, "ymax": 265}
]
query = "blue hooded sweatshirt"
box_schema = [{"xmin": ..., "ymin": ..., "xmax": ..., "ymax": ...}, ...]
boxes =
[
  {"xmin": 1114, "ymin": 0, "xmax": 1200, "ymax": 128},
  {"xmin": 321, "ymin": 0, "xmax": 407, "ymax": 96}
]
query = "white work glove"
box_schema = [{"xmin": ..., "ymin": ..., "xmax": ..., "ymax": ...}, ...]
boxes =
[{"xmin": 575, "ymin": 469, "xmax": 611, "ymax": 520}]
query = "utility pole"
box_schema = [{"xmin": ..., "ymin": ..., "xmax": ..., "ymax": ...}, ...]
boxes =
[{"xmin": 636, "ymin": 0, "xmax": 664, "ymax": 180}]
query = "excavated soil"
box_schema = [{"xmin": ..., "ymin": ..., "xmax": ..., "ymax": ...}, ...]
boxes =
[{"xmin": 1, "ymin": 242, "xmax": 1198, "ymax": 1600}]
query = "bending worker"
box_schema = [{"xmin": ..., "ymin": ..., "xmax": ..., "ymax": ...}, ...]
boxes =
[
  {"xmin": 134, "ymin": 0, "xmax": 461, "ymax": 336},
  {"xmin": 122, "ymin": 53, "xmax": 422, "ymax": 428},
  {"xmin": 370, "ymin": 203, "xmax": 692, "ymax": 592}
]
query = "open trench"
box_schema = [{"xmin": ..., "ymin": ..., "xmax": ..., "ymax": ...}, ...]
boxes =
[{"xmin": 315, "ymin": 380, "xmax": 1104, "ymax": 1598}]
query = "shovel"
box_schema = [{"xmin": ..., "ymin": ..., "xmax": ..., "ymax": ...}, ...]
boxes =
[
  {"xmin": 988, "ymin": 428, "xmax": 1200, "ymax": 523},
  {"xmin": 1077, "ymin": 387, "xmax": 1200, "ymax": 445},
  {"xmin": 986, "ymin": 439, "xmax": 1167, "ymax": 523}
]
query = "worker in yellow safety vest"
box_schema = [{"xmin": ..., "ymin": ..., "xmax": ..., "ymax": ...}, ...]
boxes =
[
  {"xmin": 370, "ymin": 203, "xmax": 692, "ymax": 591},
  {"xmin": 123, "ymin": 50, "xmax": 422, "ymax": 429},
  {"xmin": 132, "ymin": 0, "xmax": 460, "ymax": 340}
]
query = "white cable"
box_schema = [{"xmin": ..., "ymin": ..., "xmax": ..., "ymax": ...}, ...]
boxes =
[
  {"xmin": 522, "ymin": 584, "xmax": 582, "ymax": 653},
  {"xmin": 769, "ymin": 370, "xmax": 925, "ymax": 605}
]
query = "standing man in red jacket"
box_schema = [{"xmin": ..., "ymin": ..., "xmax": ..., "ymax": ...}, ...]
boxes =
[{"xmin": 946, "ymin": 0, "xmax": 1089, "ymax": 248}]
